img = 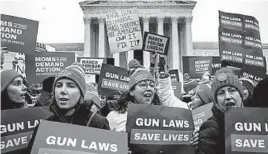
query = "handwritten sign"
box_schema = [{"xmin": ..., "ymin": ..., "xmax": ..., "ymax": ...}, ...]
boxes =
[
  {"xmin": 126, "ymin": 104, "xmax": 195, "ymax": 154},
  {"xmin": 1, "ymin": 107, "xmax": 50, "ymax": 153},
  {"xmin": 225, "ymin": 108, "xmax": 268, "ymax": 154},
  {"xmin": 25, "ymin": 52, "xmax": 75, "ymax": 84},
  {"xmin": 30, "ymin": 120, "xmax": 128, "ymax": 154},
  {"xmin": 98, "ymin": 64, "xmax": 129, "ymax": 96},
  {"xmin": 142, "ymin": 32, "xmax": 170, "ymax": 55},
  {"xmin": 1, "ymin": 14, "xmax": 38, "ymax": 55},
  {"xmin": 105, "ymin": 8, "xmax": 143, "ymax": 54}
]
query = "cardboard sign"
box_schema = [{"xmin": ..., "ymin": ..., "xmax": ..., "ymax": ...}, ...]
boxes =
[
  {"xmin": 142, "ymin": 32, "xmax": 170, "ymax": 55},
  {"xmin": 105, "ymin": 8, "xmax": 143, "ymax": 54},
  {"xmin": 25, "ymin": 52, "xmax": 75, "ymax": 84},
  {"xmin": 126, "ymin": 104, "xmax": 195, "ymax": 154},
  {"xmin": 98, "ymin": 64, "xmax": 129, "ymax": 97},
  {"xmin": 1, "ymin": 14, "xmax": 38, "ymax": 55},
  {"xmin": 77, "ymin": 57, "xmax": 104, "ymax": 75},
  {"xmin": 191, "ymin": 103, "xmax": 213, "ymax": 130},
  {"xmin": 30, "ymin": 120, "xmax": 128, "ymax": 154},
  {"xmin": 1, "ymin": 107, "xmax": 50, "ymax": 153},
  {"xmin": 225, "ymin": 108, "xmax": 268, "ymax": 154}
]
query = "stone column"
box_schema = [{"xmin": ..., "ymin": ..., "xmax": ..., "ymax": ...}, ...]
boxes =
[
  {"xmin": 143, "ymin": 16, "xmax": 150, "ymax": 68},
  {"xmin": 172, "ymin": 17, "xmax": 184, "ymax": 90},
  {"xmin": 84, "ymin": 17, "xmax": 91, "ymax": 57},
  {"xmin": 157, "ymin": 17, "xmax": 164, "ymax": 35},
  {"xmin": 185, "ymin": 17, "xmax": 193, "ymax": 55},
  {"xmin": 98, "ymin": 17, "xmax": 105, "ymax": 57}
]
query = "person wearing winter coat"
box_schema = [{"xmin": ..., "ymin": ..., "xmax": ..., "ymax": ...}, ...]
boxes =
[
  {"xmin": 35, "ymin": 76, "xmax": 55, "ymax": 107},
  {"xmin": 246, "ymin": 77, "xmax": 268, "ymax": 107},
  {"xmin": 239, "ymin": 77, "xmax": 254, "ymax": 106},
  {"xmin": 196, "ymin": 68, "xmax": 244, "ymax": 154},
  {"xmin": 1, "ymin": 69, "xmax": 29, "ymax": 110},
  {"xmin": 44, "ymin": 63, "xmax": 110, "ymax": 129}
]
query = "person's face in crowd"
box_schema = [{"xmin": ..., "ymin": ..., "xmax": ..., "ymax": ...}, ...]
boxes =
[
  {"xmin": 100, "ymin": 95, "xmax": 107, "ymax": 107},
  {"xmin": 242, "ymin": 86, "xmax": 249, "ymax": 100},
  {"xmin": 54, "ymin": 79, "xmax": 81, "ymax": 110},
  {"xmin": 191, "ymin": 94, "xmax": 203, "ymax": 109},
  {"xmin": 216, "ymin": 86, "xmax": 243, "ymax": 112},
  {"xmin": 7, "ymin": 77, "xmax": 27, "ymax": 103},
  {"xmin": 130, "ymin": 80, "xmax": 156, "ymax": 104}
]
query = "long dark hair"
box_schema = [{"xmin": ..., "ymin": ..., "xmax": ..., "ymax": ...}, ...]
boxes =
[
  {"xmin": 1, "ymin": 89, "xmax": 25, "ymax": 110},
  {"xmin": 115, "ymin": 90, "xmax": 162, "ymax": 114}
]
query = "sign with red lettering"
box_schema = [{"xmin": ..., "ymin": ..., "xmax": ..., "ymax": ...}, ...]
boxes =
[
  {"xmin": 25, "ymin": 52, "xmax": 75, "ymax": 84},
  {"xmin": 1, "ymin": 14, "xmax": 38, "ymax": 55},
  {"xmin": 30, "ymin": 120, "xmax": 128, "ymax": 154},
  {"xmin": 225, "ymin": 108, "xmax": 268, "ymax": 154},
  {"xmin": 1, "ymin": 107, "xmax": 50, "ymax": 154},
  {"xmin": 98, "ymin": 64, "xmax": 129, "ymax": 97},
  {"xmin": 142, "ymin": 32, "xmax": 170, "ymax": 55},
  {"xmin": 126, "ymin": 104, "xmax": 195, "ymax": 154}
]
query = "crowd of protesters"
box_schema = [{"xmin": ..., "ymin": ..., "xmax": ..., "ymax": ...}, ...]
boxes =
[{"xmin": 1, "ymin": 52, "xmax": 268, "ymax": 154}]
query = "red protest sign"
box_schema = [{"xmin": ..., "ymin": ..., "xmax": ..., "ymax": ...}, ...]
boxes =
[
  {"xmin": 98, "ymin": 64, "xmax": 129, "ymax": 97},
  {"xmin": 30, "ymin": 120, "xmax": 128, "ymax": 154},
  {"xmin": 225, "ymin": 108, "xmax": 268, "ymax": 154},
  {"xmin": 191, "ymin": 103, "xmax": 213, "ymax": 130},
  {"xmin": 1, "ymin": 107, "xmax": 50, "ymax": 154},
  {"xmin": 1, "ymin": 14, "xmax": 38, "ymax": 55},
  {"xmin": 25, "ymin": 52, "xmax": 75, "ymax": 84},
  {"xmin": 126, "ymin": 104, "xmax": 195, "ymax": 154}
]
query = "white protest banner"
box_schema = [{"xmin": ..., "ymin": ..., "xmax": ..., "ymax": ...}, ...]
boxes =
[
  {"xmin": 77, "ymin": 57, "xmax": 104, "ymax": 75},
  {"xmin": 225, "ymin": 108, "xmax": 268, "ymax": 154},
  {"xmin": 105, "ymin": 8, "xmax": 143, "ymax": 54},
  {"xmin": 191, "ymin": 103, "xmax": 213, "ymax": 130},
  {"xmin": 1, "ymin": 107, "xmax": 50, "ymax": 154},
  {"xmin": 142, "ymin": 32, "xmax": 170, "ymax": 55},
  {"xmin": 30, "ymin": 120, "xmax": 128, "ymax": 154},
  {"xmin": 126, "ymin": 104, "xmax": 195, "ymax": 154}
]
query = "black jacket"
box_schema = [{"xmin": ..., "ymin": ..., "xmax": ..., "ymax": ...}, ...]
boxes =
[
  {"xmin": 196, "ymin": 106, "xmax": 225, "ymax": 154},
  {"xmin": 46, "ymin": 103, "xmax": 110, "ymax": 129}
]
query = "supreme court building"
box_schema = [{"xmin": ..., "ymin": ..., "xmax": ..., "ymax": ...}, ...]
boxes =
[{"xmin": 80, "ymin": 0, "xmax": 196, "ymax": 81}]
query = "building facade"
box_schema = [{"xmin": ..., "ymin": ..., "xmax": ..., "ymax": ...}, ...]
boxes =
[{"xmin": 80, "ymin": 0, "xmax": 197, "ymax": 81}]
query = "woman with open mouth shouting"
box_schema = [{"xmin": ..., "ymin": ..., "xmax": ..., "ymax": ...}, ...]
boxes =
[
  {"xmin": 196, "ymin": 67, "xmax": 244, "ymax": 154},
  {"xmin": 44, "ymin": 63, "xmax": 110, "ymax": 129},
  {"xmin": 1, "ymin": 69, "xmax": 29, "ymax": 110}
]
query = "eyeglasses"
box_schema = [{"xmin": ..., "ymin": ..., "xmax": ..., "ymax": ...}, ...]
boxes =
[{"xmin": 137, "ymin": 81, "xmax": 155, "ymax": 89}]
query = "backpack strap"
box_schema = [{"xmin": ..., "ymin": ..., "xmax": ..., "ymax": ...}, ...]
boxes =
[{"xmin": 86, "ymin": 112, "xmax": 96, "ymax": 127}]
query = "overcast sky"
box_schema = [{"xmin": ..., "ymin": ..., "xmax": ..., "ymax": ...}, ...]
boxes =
[{"xmin": 1, "ymin": 0, "xmax": 268, "ymax": 43}]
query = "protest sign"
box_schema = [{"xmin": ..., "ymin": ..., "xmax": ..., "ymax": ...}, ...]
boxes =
[
  {"xmin": 1, "ymin": 107, "xmax": 50, "ymax": 153},
  {"xmin": 30, "ymin": 120, "xmax": 128, "ymax": 154},
  {"xmin": 126, "ymin": 104, "xmax": 195, "ymax": 154},
  {"xmin": 183, "ymin": 56, "xmax": 212, "ymax": 79},
  {"xmin": 219, "ymin": 11, "xmax": 243, "ymax": 31},
  {"xmin": 169, "ymin": 69, "xmax": 182, "ymax": 99},
  {"xmin": 77, "ymin": 57, "xmax": 104, "ymax": 75},
  {"xmin": 211, "ymin": 57, "xmax": 221, "ymax": 75},
  {"xmin": 239, "ymin": 66, "xmax": 267, "ymax": 86},
  {"xmin": 142, "ymin": 32, "xmax": 170, "ymax": 55},
  {"xmin": 105, "ymin": 8, "xmax": 143, "ymax": 54},
  {"xmin": 191, "ymin": 103, "xmax": 213, "ymax": 130},
  {"xmin": 98, "ymin": 64, "xmax": 129, "ymax": 97},
  {"xmin": 225, "ymin": 108, "xmax": 268, "ymax": 154},
  {"xmin": 1, "ymin": 14, "xmax": 38, "ymax": 55},
  {"xmin": 25, "ymin": 52, "xmax": 75, "ymax": 84},
  {"xmin": 219, "ymin": 28, "xmax": 244, "ymax": 67}
]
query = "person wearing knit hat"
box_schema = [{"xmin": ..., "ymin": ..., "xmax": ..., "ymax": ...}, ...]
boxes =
[
  {"xmin": 45, "ymin": 63, "xmax": 110, "ymax": 129},
  {"xmin": 197, "ymin": 67, "xmax": 244, "ymax": 154},
  {"xmin": 239, "ymin": 78, "xmax": 254, "ymax": 102},
  {"xmin": 189, "ymin": 84, "xmax": 214, "ymax": 109},
  {"xmin": 1, "ymin": 69, "xmax": 28, "ymax": 110}
]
